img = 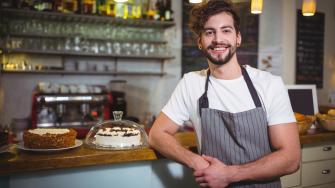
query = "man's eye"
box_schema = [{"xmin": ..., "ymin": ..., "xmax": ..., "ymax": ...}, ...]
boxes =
[
  {"xmin": 205, "ymin": 31, "xmax": 214, "ymax": 36},
  {"xmin": 223, "ymin": 29, "xmax": 231, "ymax": 33}
]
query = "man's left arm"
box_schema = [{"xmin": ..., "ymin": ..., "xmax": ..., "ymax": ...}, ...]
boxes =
[{"xmin": 194, "ymin": 122, "xmax": 301, "ymax": 186}]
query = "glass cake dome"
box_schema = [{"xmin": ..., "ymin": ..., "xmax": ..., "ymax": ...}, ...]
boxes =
[{"xmin": 85, "ymin": 111, "xmax": 148, "ymax": 150}]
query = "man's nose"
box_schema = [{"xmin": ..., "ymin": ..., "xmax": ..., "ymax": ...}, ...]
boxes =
[
  {"xmin": 213, "ymin": 32, "xmax": 225, "ymax": 43},
  {"xmin": 213, "ymin": 34, "xmax": 228, "ymax": 45}
]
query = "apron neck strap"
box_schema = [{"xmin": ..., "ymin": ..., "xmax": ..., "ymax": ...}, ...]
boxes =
[
  {"xmin": 241, "ymin": 65, "xmax": 262, "ymax": 107},
  {"xmin": 205, "ymin": 68, "xmax": 211, "ymax": 92},
  {"xmin": 198, "ymin": 69, "xmax": 211, "ymax": 116}
]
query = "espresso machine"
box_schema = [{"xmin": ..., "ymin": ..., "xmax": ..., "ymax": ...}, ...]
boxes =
[
  {"xmin": 31, "ymin": 87, "xmax": 112, "ymax": 138},
  {"xmin": 108, "ymin": 80, "xmax": 128, "ymax": 120}
]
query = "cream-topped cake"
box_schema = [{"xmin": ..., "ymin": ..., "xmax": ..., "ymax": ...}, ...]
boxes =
[
  {"xmin": 95, "ymin": 126, "xmax": 141, "ymax": 148},
  {"xmin": 28, "ymin": 128, "xmax": 70, "ymax": 135},
  {"xmin": 23, "ymin": 128, "xmax": 77, "ymax": 149}
]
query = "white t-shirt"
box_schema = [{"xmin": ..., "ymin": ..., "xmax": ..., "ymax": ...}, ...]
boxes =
[{"xmin": 162, "ymin": 65, "xmax": 296, "ymax": 146}]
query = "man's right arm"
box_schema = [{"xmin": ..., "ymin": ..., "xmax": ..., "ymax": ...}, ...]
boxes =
[{"xmin": 148, "ymin": 112, "xmax": 209, "ymax": 171}]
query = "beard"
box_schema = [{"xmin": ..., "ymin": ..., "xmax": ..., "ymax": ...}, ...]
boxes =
[{"xmin": 201, "ymin": 42, "xmax": 237, "ymax": 65}]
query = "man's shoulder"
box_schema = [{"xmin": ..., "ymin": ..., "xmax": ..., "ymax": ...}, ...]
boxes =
[
  {"xmin": 245, "ymin": 65, "xmax": 281, "ymax": 81},
  {"xmin": 245, "ymin": 65, "xmax": 285, "ymax": 92},
  {"xmin": 182, "ymin": 69, "xmax": 208, "ymax": 81}
]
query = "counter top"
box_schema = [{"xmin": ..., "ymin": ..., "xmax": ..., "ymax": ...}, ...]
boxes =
[
  {"xmin": 300, "ymin": 129, "xmax": 335, "ymax": 145},
  {"xmin": 1, "ymin": 130, "xmax": 335, "ymax": 176},
  {"xmin": 0, "ymin": 132, "xmax": 196, "ymax": 176}
]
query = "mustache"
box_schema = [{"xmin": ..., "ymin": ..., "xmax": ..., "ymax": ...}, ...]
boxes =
[{"xmin": 207, "ymin": 42, "xmax": 231, "ymax": 50}]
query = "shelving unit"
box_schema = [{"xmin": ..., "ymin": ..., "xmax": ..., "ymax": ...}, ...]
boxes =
[
  {"xmin": 0, "ymin": 8, "xmax": 176, "ymax": 76},
  {"xmin": 4, "ymin": 33, "xmax": 169, "ymax": 44},
  {"xmin": 0, "ymin": 70, "xmax": 166, "ymax": 76},
  {"xmin": 0, "ymin": 8, "xmax": 175, "ymax": 28},
  {"xmin": 2, "ymin": 49, "xmax": 175, "ymax": 60}
]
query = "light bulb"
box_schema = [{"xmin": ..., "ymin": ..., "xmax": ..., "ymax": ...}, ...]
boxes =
[
  {"xmin": 251, "ymin": 0, "xmax": 263, "ymax": 14},
  {"xmin": 189, "ymin": 0, "xmax": 202, "ymax": 4},
  {"xmin": 114, "ymin": 0, "xmax": 128, "ymax": 3},
  {"xmin": 302, "ymin": 0, "xmax": 316, "ymax": 16}
]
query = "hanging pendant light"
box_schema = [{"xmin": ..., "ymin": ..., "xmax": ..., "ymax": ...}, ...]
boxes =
[
  {"xmin": 302, "ymin": 0, "xmax": 316, "ymax": 16},
  {"xmin": 114, "ymin": 0, "xmax": 128, "ymax": 3},
  {"xmin": 189, "ymin": 0, "xmax": 202, "ymax": 4},
  {"xmin": 251, "ymin": 0, "xmax": 263, "ymax": 14}
]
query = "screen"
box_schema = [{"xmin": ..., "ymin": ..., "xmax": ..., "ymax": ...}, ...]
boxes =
[{"xmin": 287, "ymin": 89, "xmax": 316, "ymax": 115}]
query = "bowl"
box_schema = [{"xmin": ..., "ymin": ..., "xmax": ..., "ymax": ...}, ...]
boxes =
[
  {"xmin": 318, "ymin": 118, "xmax": 335, "ymax": 131},
  {"xmin": 294, "ymin": 113, "xmax": 316, "ymax": 135},
  {"xmin": 297, "ymin": 120, "xmax": 313, "ymax": 135}
]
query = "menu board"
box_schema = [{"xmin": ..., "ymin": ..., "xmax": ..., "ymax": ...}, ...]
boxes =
[
  {"xmin": 181, "ymin": 1, "xmax": 259, "ymax": 75},
  {"xmin": 296, "ymin": 10, "xmax": 324, "ymax": 88}
]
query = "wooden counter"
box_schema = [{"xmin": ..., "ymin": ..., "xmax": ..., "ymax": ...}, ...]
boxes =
[
  {"xmin": 1, "ymin": 131, "xmax": 335, "ymax": 176},
  {"xmin": 0, "ymin": 132, "xmax": 196, "ymax": 176},
  {"xmin": 300, "ymin": 129, "xmax": 335, "ymax": 145}
]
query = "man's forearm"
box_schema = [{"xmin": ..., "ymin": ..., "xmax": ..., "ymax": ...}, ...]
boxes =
[
  {"xmin": 149, "ymin": 113, "xmax": 209, "ymax": 171},
  {"xmin": 149, "ymin": 130, "xmax": 203, "ymax": 169},
  {"xmin": 229, "ymin": 149, "xmax": 301, "ymax": 183}
]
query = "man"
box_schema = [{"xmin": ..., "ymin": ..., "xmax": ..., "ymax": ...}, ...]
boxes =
[{"xmin": 149, "ymin": 1, "xmax": 301, "ymax": 187}]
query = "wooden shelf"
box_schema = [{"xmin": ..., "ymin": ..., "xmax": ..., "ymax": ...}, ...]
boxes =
[
  {"xmin": 182, "ymin": 43, "xmax": 197, "ymax": 48},
  {"xmin": 4, "ymin": 33, "xmax": 168, "ymax": 44},
  {"xmin": 2, "ymin": 49, "xmax": 175, "ymax": 60},
  {"xmin": 0, "ymin": 8, "xmax": 175, "ymax": 29},
  {"xmin": 0, "ymin": 70, "xmax": 167, "ymax": 76}
]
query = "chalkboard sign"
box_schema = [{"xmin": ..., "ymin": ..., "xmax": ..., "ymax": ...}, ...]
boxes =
[
  {"xmin": 296, "ymin": 10, "xmax": 324, "ymax": 88},
  {"xmin": 181, "ymin": 1, "xmax": 259, "ymax": 75}
]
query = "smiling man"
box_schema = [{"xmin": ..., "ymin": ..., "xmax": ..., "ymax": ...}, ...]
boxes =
[
  {"xmin": 149, "ymin": 1, "xmax": 301, "ymax": 188},
  {"xmin": 200, "ymin": 14, "xmax": 239, "ymax": 66}
]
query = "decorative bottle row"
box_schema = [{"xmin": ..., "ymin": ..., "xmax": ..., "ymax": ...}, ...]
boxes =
[{"xmin": 1, "ymin": 0, "xmax": 173, "ymax": 21}]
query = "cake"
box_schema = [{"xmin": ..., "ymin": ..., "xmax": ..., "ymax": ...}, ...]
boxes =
[
  {"xmin": 95, "ymin": 126, "xmax": 141, "ymax": 148},
  {"xmin": 23, "ymin": 128, "xmax": 77, "ymax": 149}
]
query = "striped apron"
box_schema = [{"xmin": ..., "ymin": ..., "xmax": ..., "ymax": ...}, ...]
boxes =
[{"xmin": 199, "ymin": 66, "xmax": 281, "ymax": 188}]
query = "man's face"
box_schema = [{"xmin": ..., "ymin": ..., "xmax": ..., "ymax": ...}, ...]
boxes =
[{"xmin": 198, "ymin": 12, "xmax": 241, "ymax": 65}]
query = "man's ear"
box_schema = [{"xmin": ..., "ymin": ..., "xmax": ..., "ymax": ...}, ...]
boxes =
[
  {"xmin": 237, "ymin": 32, "xmax": 242, "ymax": 47},
  {"xmin": 197, "ymin": 37, "xmax": 202, "ymax": 49}
]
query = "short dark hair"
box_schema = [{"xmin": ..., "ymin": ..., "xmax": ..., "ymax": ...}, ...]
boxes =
[{"xmin": 189, "ymin": 0, "xmax": 240, "ymax": 37}]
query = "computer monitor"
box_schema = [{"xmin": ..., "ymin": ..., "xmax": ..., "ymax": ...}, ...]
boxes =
[{"xmin": 286, "ymin": 85, "xmax": 319, "ymax": 115}]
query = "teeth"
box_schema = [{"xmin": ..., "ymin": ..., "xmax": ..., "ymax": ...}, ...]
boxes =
[{"xmin": 214, "ymin": 47, "xmax": 226, "ymax": 51}]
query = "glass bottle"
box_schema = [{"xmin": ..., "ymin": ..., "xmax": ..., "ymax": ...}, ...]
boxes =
[
  {"xmin": 132, "ymin": 0, "xmax": 142, "ymax": 19},
  {"xmin": 82, "ymin": 0, "xmax": 96, "ymax": 14},
  {"xmin": 20, "ymin": 0, "xmax": 34, "ymax": 9},
  {"xmin": 62, "ymin": 0, "xmax": 78, "ymax": 13},
  {"xmin": 34, "ymin": 0, "xmax": 53, "ymax": 11},
  {"xmin": 140, "ymin": 0, "xmax": 148, "ymax": 19},
  {"xmin": 96, "ymin": 0, "xmax": 107, "ymax": 15},
  {"xmin": 77, "ymin": 0, "xmax": 82, "ymax": 13},
  {"xmin": 106, "ymin": 0, "xmax": 115, "ymax": 16},
  {"xmin": 126, "ymin": 0, "xmax": 134, "ymax": 19},
  {"xmin": 45, "ymin": 0, "xmax": 54, "ymax": 11},
  {"xmin": 53, "ymin": 0, "xmax": 63, "ymax": 12},
  {"xmin": 114, "ymin": 1, "xmax": 127, "ymax": 19},
  {"xmin": 33, "ymin": 0, "xmax": 43, "ymax": 11},
  {"xmin": 146, "ymin": 0, "xmax": 158, "ymax": 20},
  {"xmin": 156, "ymin": 0, "xmax": 164, "ymax": 21},
  {"xmin": 164, "ymin": 0, "xmax": 173, "ymax": 21}
]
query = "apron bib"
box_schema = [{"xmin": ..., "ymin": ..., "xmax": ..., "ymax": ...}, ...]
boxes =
[{"xmin": 199, "ymin": 66, "xmax": 281, "ymax": 188}]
